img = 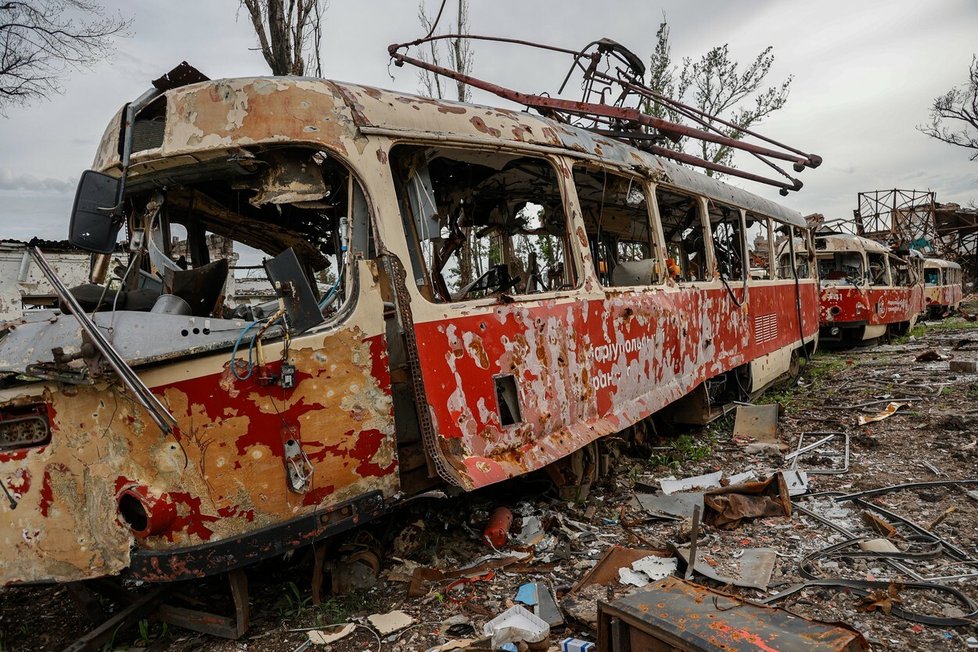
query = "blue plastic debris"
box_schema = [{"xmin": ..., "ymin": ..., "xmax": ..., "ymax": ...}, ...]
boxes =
[
  {"xmin": 515, "ymin": 582, "xmax": 538, "ymax": 606},
  {"xmin": 561, "ymin": 637, "xmax": 596, "ymax": 652}
]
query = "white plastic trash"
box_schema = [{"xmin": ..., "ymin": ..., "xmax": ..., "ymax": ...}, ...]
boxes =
[{"xmin": 483, "ymin": 604, "xmax": 549, "ymax": 647}]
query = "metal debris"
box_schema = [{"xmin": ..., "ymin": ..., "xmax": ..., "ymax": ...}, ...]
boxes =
[
  {"xmin": 660, "ymin": 471, "xmax": 722, "ymax": 495},
  {"xmin": 732, "ymin": 403, "xmax": 780, "ymax": 445},
  {"xmin": 599, "ymin": 576, "xmax": 868, "ymax": 651},
  {"xmin": 857, "ymin": 401, "xmax": 909, "ymax": 425}
]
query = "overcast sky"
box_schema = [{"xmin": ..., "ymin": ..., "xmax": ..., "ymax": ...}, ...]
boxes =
[{"xmin": 0, "ymin": 0, "xmax": 975, "ymax": 242}]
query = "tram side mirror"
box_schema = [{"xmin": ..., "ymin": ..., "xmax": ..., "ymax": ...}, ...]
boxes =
[
  {"xmin": 264, "ymin": 248, "xmax": 325, "ymax": 335},
  {"xmin": 68, "ymin": 170, "xmax": 123, "ymax": 253}
]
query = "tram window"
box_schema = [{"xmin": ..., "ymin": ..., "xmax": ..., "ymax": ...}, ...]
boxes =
[
  {"xmin": 744, "ymin": 213, "xmax": 772, "ymax": 279},
  {"xmin": 118, "ymin": 147, "xmax": 358, "ymax": 320},
  {"xmin": 573, "ymin": 166, "xmax": 658, "ymax": 287},
  {"xmin": 776, "ymin": 225, "xmax": 812, "ymax": 279},
  {"xmin": 867, "ymin": 253, "xmax": 889, "ymax": 286},
  {"xmin": 924, "ymin": 267, "xmax": 940, "ymax": 285},
  {"xmin": 817, "ymin": 252, "xmax": 864, "ymax": 285},
  {"xmin": 656, "ymin": 187, "xmax": 708, "ymax": 282},
  {"xmin": 390, "ymin": 146, "xmax": 575, "ymax": 302},
  {"xmin": 890, "ymin": 256, "xmax": 915, "ymax": 287},
  {"xmin": 707, "ymin": 201, "xmax": 745, "ymax": 281}
]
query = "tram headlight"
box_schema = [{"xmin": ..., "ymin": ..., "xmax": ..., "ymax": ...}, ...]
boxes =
[
  {"xmin": 0, "ymin": 404, "xmax": 50, "ymax": 451},
  {"xmin": 116, "ymin": 485, "xmax": 176, "ymax": 538}
]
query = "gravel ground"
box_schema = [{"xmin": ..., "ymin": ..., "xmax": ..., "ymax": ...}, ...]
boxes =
[{"xmin": 3, "ymin": 316, "xmax": 978, "ymax": 651}]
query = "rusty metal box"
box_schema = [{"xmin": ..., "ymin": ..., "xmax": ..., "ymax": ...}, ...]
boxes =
[{"xmin": 597, "ymin": 576, "xmax": 867, "ymax": 652}]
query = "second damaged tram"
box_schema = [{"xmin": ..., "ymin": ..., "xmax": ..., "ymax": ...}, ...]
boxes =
[
  {"xmin": 815, "ymin": 233, "xmax": 925, "ymax": 344},
  {"xmin": 0, "ymin": 74, "xmax": 818, "ymax": 587}
]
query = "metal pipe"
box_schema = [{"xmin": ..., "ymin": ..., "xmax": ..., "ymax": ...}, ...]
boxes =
[
  {"xmin": 387, "ymin": 48, "xmax": 810, "ymax": 192},
  {"xmin": 684, "ymin": 505, "xmax": 701, "ymax": 580},
  {"xmin": 28, "ymin": 246, "xmax": 176, "ymax": 435}
]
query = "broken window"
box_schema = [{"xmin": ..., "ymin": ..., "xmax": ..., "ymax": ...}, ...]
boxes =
[
  {"xmin": 390, "ymin": 146, "xmax": 575, "ymax": 302},
  {"xmin": 924, "ymin": 267, "xmax": 940, "ymax": 285},
  {"xmin": 744, "ymin": 213, "xmax": 772, "ymax": 279},
  {"xmin": 867, "ymin": 252, "xmax": 889, "ymax": 286},
  {"xmin": 656, "ymin": 187, "xmax": 708, "ymax": 282},
  {"xmin": 574, "ymin": 166, "xmax": 659, "ymax": 287},
  {"xmin": 775, "ymin": 225, "xmax": 812, "ymax": 279},
  {"xmin": 95, "ymin": 147, "xmax": 365, "ymax": 321},
  {"xmin": 890, "ymin": 255, "xmax": 917, "ymax": 287},
  {"xmin": 817, "ymin": 251, "xmax": 864, "ymax": 285},
  {"xmin": 707, "ymin": 200, "xmax": 745, "ymax": 282}
]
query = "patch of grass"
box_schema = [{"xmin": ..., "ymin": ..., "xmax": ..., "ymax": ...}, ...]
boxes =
[
  {"xmin": 891, "ymin": 324, "xmax": 927, "ymax": 344},
  {"xmin": 315, "ymin": 589, "xmax": 381, "ymax": 625},
  {"xmin": 920, "ymin": 317, "xmax": 978, "ymax": 331},
  {"xmin": 649, "ymin": 432, "xmax": 714, "ymax": 471},
  {"xmin": 276, "ymin": 580, "xmax": 313, "ymax": 619},
  {"xmin": 133, "ymin": 619, "xmax": 169, "ymax": 647}
]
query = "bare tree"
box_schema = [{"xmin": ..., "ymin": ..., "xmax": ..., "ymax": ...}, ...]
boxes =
[
  {"xmin": 0, "ymin": 0, "xmax": 130, "ymax": 112},
  {"xmin": 240, "ymin": 0, "xmax": 327, "ymax": 77},
  {"xmin": 919, "ymin": 56, "xmax": 978, "ymax": 161},
  {"xmin": 417, "ymin": 0, "xmax": 472, "ymax": 102},
  {"xmin": 416, "ymin": 0, "xmax": 477, "ymax": 285},
  {"xmin": 646, "ymin": 19, "xmax": 792, "ymax": 174}
]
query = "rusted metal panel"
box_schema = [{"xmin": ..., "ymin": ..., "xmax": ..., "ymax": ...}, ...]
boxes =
[
  {"xmin": 598, "ymin": 576, "xmax": 868, "ymax": 651},
  {"xmin": 93, "ymin": 78, "xmax": 360, "ymax": 172},
  {"xmin": 413, "ymin": 281, "xmax": 817, "ymax": 489},
  {"xmin": 336, "ymin": 82, "xmax": 807, "ymax": 229},
  {"xmin": 819, "ymin": 286, "xmax": 919, "ymax": 328},
  {"xmin": 0, "ymin": 263, "xmax": 397, "ymax": 585}
]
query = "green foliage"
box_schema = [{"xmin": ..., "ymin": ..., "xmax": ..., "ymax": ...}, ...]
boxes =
[
  {"xmin": 277, "ymin": 580, "xmax": 313, "ymax": 619},
  {"xmin": 644, "ymin": 18, "xmax": 792, "ymax": 174},
  {"xmin": 315, "ymin": 589, "xmax": 382, "ymax": 625},
  {"xmin": 649, "ymin": 433, "xmax": 712, "ymax": 471}
]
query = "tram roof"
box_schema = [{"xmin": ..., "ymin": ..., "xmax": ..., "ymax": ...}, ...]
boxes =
[
  {"xmin": 815, "ymin": 232, "xmax": 891, "ymax": 254},
  {"xmin": 923, "ymin": 257, "xmax": 961, "ymax": 270},
  {"xmin": 93, "ymin": 76, "xmax": 807, "ymax": 229}
]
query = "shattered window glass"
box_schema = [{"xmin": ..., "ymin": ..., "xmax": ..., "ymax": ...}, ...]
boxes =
[
  {"xmin": 867, "ymin": 252, "xmax": 890, "ymax": 286},
  {"xmin": 707, "ymin": 200, "xmax": 745, "ymax": 282},
  {"xmin": 574, "ymin": 166, "xmax": 659, "ymax": 287},
  {"xmin": 775, "ymin": 225, "xmax": 812, "ymax": 279},
  {"xmin": 113, "ymin": 147, "xmax": 362, "ymax": 319},
  {"xmin": 817, "ymin": 251, "xmax": 864, "ymax": 285},
  {"xmin": 656, "ymin": 186, "xmax": 708, "ymax": 282},
  {"xmin": 744, "ymin": 213, "xmax": 772, "ymax": 280},
  {"xmin": 390, "ymin": 146, "xmax": 576, "ymax": 302}
]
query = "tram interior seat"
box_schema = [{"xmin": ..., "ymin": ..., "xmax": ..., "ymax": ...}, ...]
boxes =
[{"xmin": 612, "ymin": 259, "xmax": 656, "ymax": 286}]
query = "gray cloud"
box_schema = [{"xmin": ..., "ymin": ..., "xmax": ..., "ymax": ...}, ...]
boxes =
[
  {"xmin": 0, "ymin": 170, "xmax": 74, "ymax": 193},
  {"xmin": 0, "ymin": 0, "xmax": 974, "ymax": 237}
]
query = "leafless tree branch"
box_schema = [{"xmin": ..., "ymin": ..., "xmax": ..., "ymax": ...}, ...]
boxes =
[
  {"xmin": 0, "ymin": 0, "xmax": 130, "ymax": 113},
  {"xmin": 918, "ymin": 55, "xmax": 978, "ymax": 161},
  {"xmin": 240, "ymin": 0, "xmax": 327, "ymax": 76}
]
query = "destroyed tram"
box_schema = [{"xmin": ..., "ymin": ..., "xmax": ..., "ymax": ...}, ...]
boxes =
[{"xmin": 0, "ymin": 66, "xmax": 820, "ymax": 587}]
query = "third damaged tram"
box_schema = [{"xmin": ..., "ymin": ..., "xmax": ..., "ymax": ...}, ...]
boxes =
[{"xmin": 923, "ymin": 257, "xmax": 963, "ymax": 318}]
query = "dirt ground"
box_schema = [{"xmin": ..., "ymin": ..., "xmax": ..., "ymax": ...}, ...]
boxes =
[{"xmin": 3, "ymin": 313, "xmax": 978, "ymax": 652}]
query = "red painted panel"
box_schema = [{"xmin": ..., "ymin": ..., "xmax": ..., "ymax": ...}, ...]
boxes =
[{"xmin": 415, "ymin": 282, "xmax": 818, "ymax": 488}]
